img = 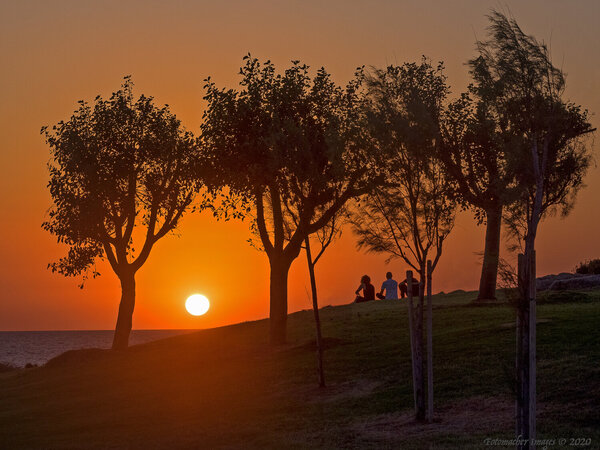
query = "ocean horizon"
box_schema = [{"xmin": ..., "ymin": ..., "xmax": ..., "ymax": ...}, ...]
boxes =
[{"xmin": 0, "ymin": 329, "xmax": 196, "ymax": 368}]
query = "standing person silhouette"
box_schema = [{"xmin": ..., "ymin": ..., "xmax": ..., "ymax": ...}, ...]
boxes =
[
  {"xmin": 377, "ymin": 272, "xmax": 399, "ymax": 299},
  {"xmin": 354, "ymin": 275, "xmax": 375, "ymax": 303}
]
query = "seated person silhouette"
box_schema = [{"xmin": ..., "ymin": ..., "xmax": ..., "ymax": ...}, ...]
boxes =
[
  {"xmin": 354, "ymin": 275, "xmax": 375, "ymax": 303},
  {"xmin": 377, "ymin": 272, "xmax": 398, "ymax": 300},
  {"xmin": 399, "ymin": 277, "xmax": 420, "ymax": 298}
]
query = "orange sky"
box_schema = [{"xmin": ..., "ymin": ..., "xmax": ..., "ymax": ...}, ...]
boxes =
[{"xmin": 1, "ymin": 0, "xmax": 599, "ymax": 331}]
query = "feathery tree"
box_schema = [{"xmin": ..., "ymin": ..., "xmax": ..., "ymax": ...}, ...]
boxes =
[
  {"xmin": 472, "ymin": 11, "xmax": 595, "ymax": 446},
  {"xmin": 353, "ymin": 61, "xmax": 456, "ymax": 421},
  {"xmin": 201, "ymin": 56, "xmax": 378, "ymax": 345},
  {"xmin": 42, "ymin": 78, "xmax": 201, "ymax": 350}
]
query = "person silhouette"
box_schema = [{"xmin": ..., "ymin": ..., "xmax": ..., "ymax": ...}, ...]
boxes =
[
  {"xmin": 354, "ymin": 275, "xmax": 375, "ymax": 303},
  {"xmin": 399, "ymin": 276, "xmax": 420, "ymax": 298},
  {"xmin": 377, "ymin": 271, "xmax": 398, "ymax": 299}
]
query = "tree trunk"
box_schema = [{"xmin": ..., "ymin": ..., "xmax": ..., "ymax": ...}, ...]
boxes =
[
  {"xmin": 426, "ymin": 260, "xmax": 433, "ymax": 422},
  {"xmin": 269, "ymin": 256, "xmax": 291, "ymax": 345},
  {"xmin": 407, "ymin": 269, "xmax": 426, "ymax": 421},
  {"xmin": 477, "ymin": 203, "xmax": 503, "ymax": 301},
  {"xmin": 112, "ymin": 269, "xmax": 136, "ymax": 350},
  {"xmin": 304, "ymin": 238, "xmax": 325, "ymax": 388},
  {"xmin": 516, "ymin": 251, "xmax": 536, "ymax": 449},
  {"xmin": 406, "ymin": 270, "xmax": 418, "ymax": 414},
  {"xmin": 415, "ymin": 270, "xmax": 426, "ymax": 421},
  {"xmin": 515, "ymin": 138, "xmax": 544, "ymax": 447}
]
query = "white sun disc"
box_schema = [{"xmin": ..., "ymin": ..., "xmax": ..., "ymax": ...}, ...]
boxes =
[{"xmin": 185, "ymin": 294, "xmax": 210, "ymax": 316}]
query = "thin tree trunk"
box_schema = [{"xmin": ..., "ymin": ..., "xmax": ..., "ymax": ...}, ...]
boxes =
[
  {"xmin": 477, "ymin": 203, "xmax": 503, "ymax": 301},
  {"xmin": 304, "ymin": 237, "xmax": 325, "ymax": 388},
  {"xmin": 406, "ymin": 270, "xmax": 418, "ymax": 415},
  {"xmin": 112, "ymin": 269, "xmax": 136, "ymax": 350},
  {"xmin": 516, "ymin": 138, "xmax": 545, "ymax": 447},
  {"xmin": 415, "ymin": 270, "xmax": 426, "ymax": 421},
  {"xmin": 426, "ymin": 260, "xmax": 433, "ymax": 422},
  {"xmin": 529, "ymin": 253, "xmax": 537, "ymax": 447},
  {"xmin": 269, "ymin": 256, "xmax": 291, "ymax": 345},
  {"xmin": 516, "ymin": 251, "xmax": 536, "ymax": 450},
  {"xmin": 516, "ymin": 253, "xmax": 529, "ymax": 448}
]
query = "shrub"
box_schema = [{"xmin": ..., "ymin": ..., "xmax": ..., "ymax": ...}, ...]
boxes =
[{"xmin": 575, "ymin": 259, "xmax": 600, "ymax": 275}]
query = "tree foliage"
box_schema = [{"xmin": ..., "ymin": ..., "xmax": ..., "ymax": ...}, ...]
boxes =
[
  {"xmin": 353, "ymin": 60, "xmax": 455, "ymax": 276},
  {"xmin": 42, "ymin": 78, "xmax": 200, "ymax": 284},
  {"xmin": 440, "ymin": 87, "xmax": 521, "ymax": 222},
  {"xmin": 471, "ymin": 11, "xmax": 594, "ymax": 249},
  {"xmin": 201, "ymin": 56, "xmax": 376, "ymax": 252}
]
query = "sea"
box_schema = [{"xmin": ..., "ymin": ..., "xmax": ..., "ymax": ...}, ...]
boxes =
[{"xmin": 0, "ymin": 329, "xmax": 195, "ymax": 368}]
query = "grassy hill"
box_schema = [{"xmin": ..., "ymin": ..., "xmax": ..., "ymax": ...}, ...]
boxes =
[{"xmin": 1, "ymin": 290, "xmax": 599, "ymax": 449}]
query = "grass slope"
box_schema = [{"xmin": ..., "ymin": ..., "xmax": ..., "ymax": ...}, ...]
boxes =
[{"xmin": 1, "ymin": 290, "xmax": 599, "ymax": 449}]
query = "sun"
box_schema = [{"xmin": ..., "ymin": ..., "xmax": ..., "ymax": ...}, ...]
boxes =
[{"xmin": 185, "ymin": 294, "xmax": 210, "ymax": 316}]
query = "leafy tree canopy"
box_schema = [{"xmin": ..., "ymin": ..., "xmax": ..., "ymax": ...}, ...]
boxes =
[
  {"xmin": 42, "ymin": 77, "xmax": 201, "ymax": 285},
  {"xmin": 201, "ymin": 55, "xmax": 378, "ymax": 259}
]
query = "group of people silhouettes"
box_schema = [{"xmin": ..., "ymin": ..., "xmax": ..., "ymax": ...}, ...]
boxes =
[{"xmin": 354, "ymin": 272, "xmax": 420, "ymax": 303}]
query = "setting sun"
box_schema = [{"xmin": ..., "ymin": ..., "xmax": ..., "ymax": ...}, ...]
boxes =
[{"xmin": 185, "ymin": 294, "xmax": 210, "ymax": 316}]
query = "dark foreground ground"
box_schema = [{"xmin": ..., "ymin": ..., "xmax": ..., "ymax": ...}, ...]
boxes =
[{"xmin": 1, "ymin": 289, "xmax": 599, "ymax": 449}]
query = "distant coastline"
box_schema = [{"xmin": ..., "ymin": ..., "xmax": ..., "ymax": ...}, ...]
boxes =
[{"xmin": 0, "ymin": 329, "xmax": 195, "ymax": 368}]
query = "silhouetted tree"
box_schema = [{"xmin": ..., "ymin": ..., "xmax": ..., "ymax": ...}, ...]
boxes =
[
  {"xmin": 472, "ymin": 11, "xmax": 595, "ymax": 447},
  {"xmin": 201, "ymin": 56, "xmax": 377, "ymax": 345},
  {"xmin": 353, "ymin": 61, "xmax": 456, "ymax": 421},
  {"xmin": 440, "ymin": 86, "xmax": 520, "ymax": 301},
  {"xmin": 42, "ymin": 78, "xmax": 201, "ymax": 350}
]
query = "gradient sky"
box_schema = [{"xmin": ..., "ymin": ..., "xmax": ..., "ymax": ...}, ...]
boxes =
[{"xmin": 1, "ymin": 0, "xmax": 598, "ymax": 331}]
